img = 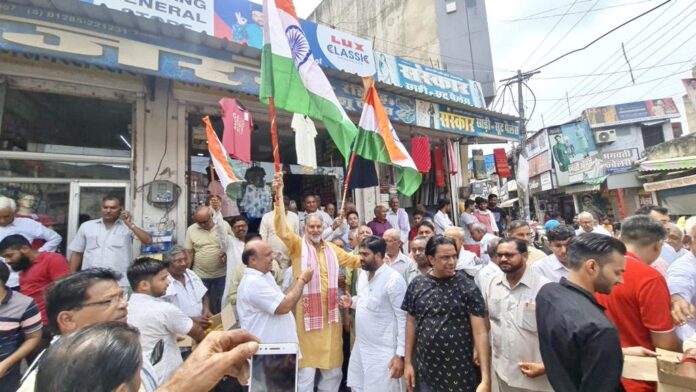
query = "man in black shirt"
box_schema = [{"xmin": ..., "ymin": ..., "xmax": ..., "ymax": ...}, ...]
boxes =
[
  {"xmin": 487, "ymin": 194, "xmax": 507, "ymax": 234},
  {"xmin": 536, "ymin": 233, "xmax": 627, "ymax": 392}
]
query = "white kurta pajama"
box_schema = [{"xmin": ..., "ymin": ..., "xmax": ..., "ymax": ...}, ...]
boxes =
[{"xmin": 347, "ymin": 265, "xmax": 407, "ymax": 392}]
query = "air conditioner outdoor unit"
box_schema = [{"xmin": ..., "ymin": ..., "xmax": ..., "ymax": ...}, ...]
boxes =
[{"xmin": 594, "ymin": 129, "xmax": 617, "ymax": 144}]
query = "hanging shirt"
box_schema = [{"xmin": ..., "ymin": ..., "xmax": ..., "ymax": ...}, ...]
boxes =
[
  {"xmin": 291, "ymin": 113, "xmax": 318, "ymax": 168},
  {"xmin": 410, "ymin": 136, "xmax": 431, "ymax": 173},
  {"xmin": 446, "ymin": 139, "xmax": 458, "ymax": 175},
  {"xmin": 240, "ymin": 185, "xmax": 272, "ymax": 219},
  {"xmin": 220, "ymin": 98, "xmax": 253, "ymax": 163},
  {"xmin": 433, "ymin": 145, "xmax": 446, "ymax": 188}
]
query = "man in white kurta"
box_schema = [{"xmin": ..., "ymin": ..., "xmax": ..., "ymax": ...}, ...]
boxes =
[{"xmin": 342, "ymin": 236, "xmax": 407, "ymax": 392}]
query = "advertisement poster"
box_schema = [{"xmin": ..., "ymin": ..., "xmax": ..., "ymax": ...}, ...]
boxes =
[
  {"xmin": 580, "ymin": 193, "xmax": 608, "ymax": 220},
  {"xmin": 376, "ymin": 52, "xmax": 400, "ymax": 86},
  {"xmin": 584, "ymin": 98, "xmax": 680, "ymax": 128},
  {"xmin": 303, "ymin": 22, "xmax": 376, "ymax": 77},
  {"xmin": 549, "ymin": 121, "xmax": 597, "ymax": 186},
  {"xmin": 472, "ymin": 149, "xmax": 487, "ymax": 180},
  {"xmin": 529, "ymin": 171, "xmax": 553, "ymax": 194},
  {"xmin": 414, "ymin": 99, "xmax": 439, "ymax": 129},
  {"xmin": 528, "ymin": 150, "xmax": 552, "ymax": 178},
  {"xmin": 600, "ymin": 148, "xmax": 640, "ymax": 175},
  {"xmin": 525, "ymin": 129, "xmax": 549, "ymax": 159},
  {"xmin": 568, "ymin": 156, "xmax": 604, "ymax": 184}
]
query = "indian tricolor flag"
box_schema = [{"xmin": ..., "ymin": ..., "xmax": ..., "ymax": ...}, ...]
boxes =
[
  {"xmin": 203, "ymin": 116, "xmax": 243, "ymax": 190},
  {"xmin": 259, "ymin": 0, "xmax": 357, "ymax": 160},
  {"xmin": 355, "ymin": 84, "xmax": 422, "ymax": 196}
]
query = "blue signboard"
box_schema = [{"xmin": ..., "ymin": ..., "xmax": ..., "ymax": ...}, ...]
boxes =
[
  {"xmin": 394, "ymin": 57, "xmax": 485, "ymax": 107},
  {"xmin": 437, "ymin": 105, "xmax": 520, "ymax": 141}
]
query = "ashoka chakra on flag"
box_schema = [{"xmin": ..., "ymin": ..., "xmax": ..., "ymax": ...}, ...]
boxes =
[{"xmin": 286, "ymin": 25, "xmax": 312, "ymax": 67}]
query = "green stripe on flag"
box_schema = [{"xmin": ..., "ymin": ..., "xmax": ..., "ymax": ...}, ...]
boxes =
[
  {"xmin": 354, "ymin": 129, "xmax": 422, "ymax": 196},
  {"xmin": 260, "ymin": 45, "xmax": 357, "ymax": 160}
]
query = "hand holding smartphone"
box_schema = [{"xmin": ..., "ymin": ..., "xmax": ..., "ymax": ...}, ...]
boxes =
[{"xmin": 249, "ymin": 343, "xmax": 298, "ymax": 392}]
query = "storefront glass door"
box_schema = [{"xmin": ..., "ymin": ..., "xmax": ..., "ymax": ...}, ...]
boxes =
[{"xmin": 67, "ymin": 182, "xmax": 130, "ymax": 252}]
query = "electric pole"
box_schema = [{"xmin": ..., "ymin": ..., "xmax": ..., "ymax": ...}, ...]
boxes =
[{"xmin": 499, "ymin": 69, "xmax": 540, "ymax": 222}]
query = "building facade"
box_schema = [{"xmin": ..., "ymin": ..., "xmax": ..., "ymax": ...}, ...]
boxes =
[{"xmin": 0, "ymin": 0, "xmax": 518, "ymax": 255}]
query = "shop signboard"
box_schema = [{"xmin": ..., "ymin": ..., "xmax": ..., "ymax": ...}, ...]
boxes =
[
  {"xmin": 391, "ymin": 57, "xmax": 485, "ymax": 107},
  {"xmin": 600, "ymin": 148, "xmax": 639, "ymax": 174},
  {"xmin": 549, "ymin": 121, "xmax": 598, "ymax": 186},
  {"xmin": 438, "ymin": 106, "xmax": 520, "ymax": 141},
  {"xmin": 525, "ymin": 129, "xmax": 549, "ymax": 159},
  {"xmin": 485, "ymin": 154, "xmax": 496, "ymax": 175},
  {"xmin": 493, "ymin": 148, "xmax": 510, "ymax": 178},
  {"xmin": 84, "ymin": 0, "xmax": 215, "ymax": 33},
  {"xmin": 528, "ymin": 150, "xmax": 552, "ymax": 178},
  {"xmin": 584, "ymin": 98, "xmax": 680, "ymax": 128},
  {"xmin": 529, "ymin": 171, "xmax": 553, "ymax": 194}
]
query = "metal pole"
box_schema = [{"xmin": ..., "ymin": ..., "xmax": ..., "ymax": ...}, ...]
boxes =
[{"xmin": 517, "ymin": 70, "xmax": 531, "ymax": 221}]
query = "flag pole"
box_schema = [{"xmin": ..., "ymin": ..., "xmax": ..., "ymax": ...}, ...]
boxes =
[
  {"xmin": 340, "ymin": 150, "xmax": 357, "ymax": 212},
  {"xmin": 269, "ymin": 96, "xmax": 281, "ymax": 172}
]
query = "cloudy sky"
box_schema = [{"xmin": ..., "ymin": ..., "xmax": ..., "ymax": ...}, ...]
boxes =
[{"xmin": 294, "ymin": 0, "xmax": 695, "ymax": 140}]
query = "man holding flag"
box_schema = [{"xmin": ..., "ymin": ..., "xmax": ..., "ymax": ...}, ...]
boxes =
[{"xmin": 273, "ymin": 171, "xmax": 362, "ymax": 391}]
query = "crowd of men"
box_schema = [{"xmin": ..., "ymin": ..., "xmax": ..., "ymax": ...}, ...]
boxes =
[{"xmin": 1, "ymin": 178, "xmax": 696, "ymax": 391}]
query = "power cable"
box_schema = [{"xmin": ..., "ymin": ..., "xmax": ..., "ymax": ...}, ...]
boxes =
[
  {"xmin": 529, "ymin": 0, "xmax": 601, "ymax": 70},
  {"xmin": 535, "ymin": 0, "xmax": 680, "ymax": 120},
  {"xmin": 544, "ymin": 13, "xmax": 696, "ymax": 124},
  {"xmin": 539, "ymin": 0, "xmax": 692, "ymax": 124},
  {"xmin": 527, "ymin": 0, "xmax": 674, "ymax": 73},
  {"xmin": 519, "ymin": 0, "xmax": 579, "ymax": 70}
]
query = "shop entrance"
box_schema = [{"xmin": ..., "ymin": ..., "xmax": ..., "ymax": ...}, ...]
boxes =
[
  {"xmin": 67, "ymin": 182, "xmax": 130, "ymax": 249},
  {"xmin": 0, "ymin": 180, "xmax": 129, "ymax": 255}
]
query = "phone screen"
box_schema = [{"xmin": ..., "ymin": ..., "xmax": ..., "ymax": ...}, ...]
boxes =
[{"xmin": 249, "ymin": 353, "xmax": 297, "ymax": 392}]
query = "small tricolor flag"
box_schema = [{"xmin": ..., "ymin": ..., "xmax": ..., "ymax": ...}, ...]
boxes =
[
  {"xmin": 202, "ymin": 116, "xmax": 243, "ymax": 190},
  {"xmin": 259, "ymin": 0, "xmax": 358, "ymax": 160},
  {"xmin": 354, "ymin": 82, "xmax": 422, "ymax": 196}
]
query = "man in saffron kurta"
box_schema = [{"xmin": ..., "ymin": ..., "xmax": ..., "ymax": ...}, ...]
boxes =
[{"xmin": 272, "ymin": 172, "xmax": 361, "ymax": 391}]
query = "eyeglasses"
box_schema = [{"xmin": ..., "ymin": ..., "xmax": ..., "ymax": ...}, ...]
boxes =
[
  {"xmin": 496, "ymin": 252, "xmax": 520, "ymax": 259},
  {"xmin": 81, "ymin": 292, "xmax": 126, "ymax": 308}
]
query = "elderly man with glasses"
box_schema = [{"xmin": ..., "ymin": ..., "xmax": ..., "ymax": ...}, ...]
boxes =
[{"xmin": 163, "ymin": 245, "xmax": 212, "ymax": 330}]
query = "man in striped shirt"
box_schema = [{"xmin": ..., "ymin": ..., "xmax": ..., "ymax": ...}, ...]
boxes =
[{"xmin": 0, "ymin": 261, "xmax": 42, "ymax": 391}]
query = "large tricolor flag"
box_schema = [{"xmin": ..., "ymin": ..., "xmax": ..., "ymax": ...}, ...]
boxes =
[
  {"xmin": 203, "ymin": 116, "xmax": 243, "ymax": 190},
  {"xmin": 259, "ymin": 0, "xmax": 357, "ymax": 160},
  {"xmin": 355, "ymin": 84, "xmax": 422, "ymax": 196}
]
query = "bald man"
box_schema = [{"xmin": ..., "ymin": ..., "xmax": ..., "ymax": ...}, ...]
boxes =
[
  {"xmin": 383, "ymin": 228, "xmax": 415, "ymax": 283},
  {"xmin": 444, "ymin": 226, "xmax": 480, "ymax": 271},
  {"xmin": 575, "ymin": 212, "xmax": 611, "ymax": 236},
  {"xmin": 185, "ymin": 206, "xmax": 233, "ymax": 314}
]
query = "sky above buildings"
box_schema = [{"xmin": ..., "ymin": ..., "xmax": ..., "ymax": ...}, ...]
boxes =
[{"xmin": 289, "ymin": 0, "xmax": 695, "ymax": 149}]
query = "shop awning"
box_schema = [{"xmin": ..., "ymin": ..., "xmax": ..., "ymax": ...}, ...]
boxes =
[
  {"xmin": 562, "ymin": 183, "xmax": 601, "ymax": 194},
  {"xmin": 639, "ymin": 156, "xmax": 696, "ymax": 172},
  {"xmin": 500, "ymin": 198, "xmax": 519, "ymax": 208},
  {"xmin": 607, "ymin": 172, "xmax": 642, "ymax": 190},
  {"xmin": 583, "ymin": 176, "xmax": 608, "ymax": 185},
  {"xmin": 643, "ymin": 173, "xmax": 696, "ymax": 192}
]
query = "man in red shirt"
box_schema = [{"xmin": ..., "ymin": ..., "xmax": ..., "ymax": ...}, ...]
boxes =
[
  {"xmin": 596, "ymin": 215, "xmax": 681, "ymax": 392},
  {"xmin": 0, "ymin": 234, "xmax": 70, "ymax": 360}
]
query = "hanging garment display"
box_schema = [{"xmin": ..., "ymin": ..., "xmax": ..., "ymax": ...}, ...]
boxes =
[
  {"xmin": 291, "ymin": 113, "xmax": 318, "ymax": 168},
  {"xmin": 410, "ymin": 136, "xmax": 431, "ymax": 173},
  {"xmin": 220, "ymin": 98, "xmax": 253, "ymax": 163}
]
